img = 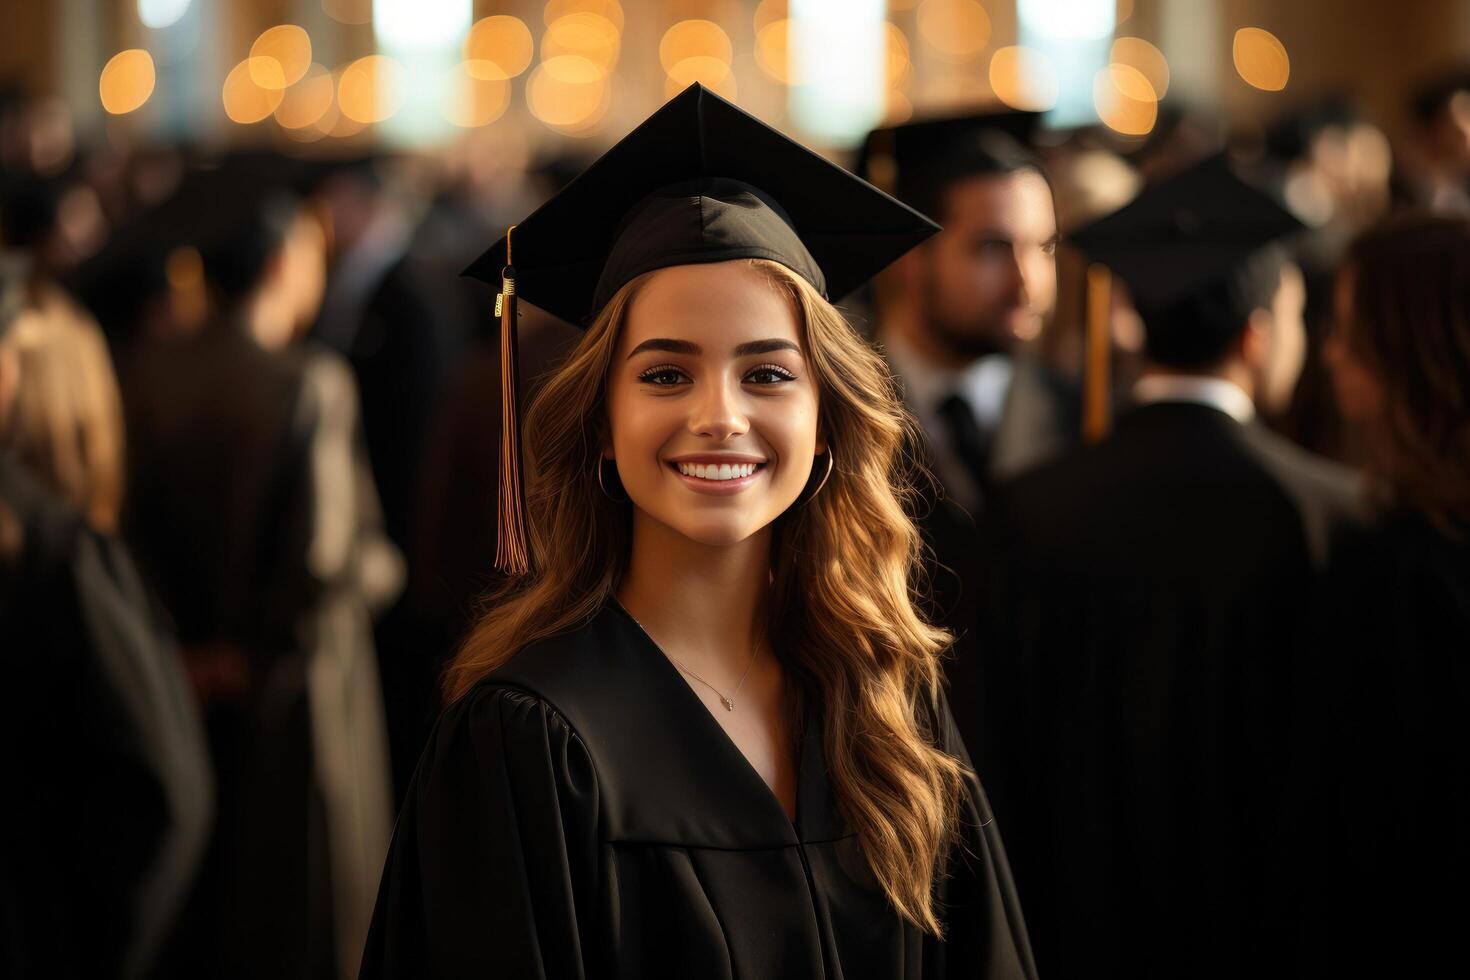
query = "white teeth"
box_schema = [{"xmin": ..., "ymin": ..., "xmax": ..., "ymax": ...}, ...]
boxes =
[{"xmin": 676, "ymin": 462, "xmax": 760, "ymax": 480}]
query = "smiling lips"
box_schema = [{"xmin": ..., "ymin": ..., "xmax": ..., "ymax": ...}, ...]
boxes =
[{"xmin": 675, "ymin": 461, "xmax": 760, "ymax": 481}]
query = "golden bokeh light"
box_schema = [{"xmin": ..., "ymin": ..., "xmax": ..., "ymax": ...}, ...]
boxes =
[
  {"xmin": 445, "ymin": 67, "xmax": 512, "ymax": 128},
  {"xmin": 464, "ymin": 15, "xmax": 534, "ymax": 81},
  {"xmin": 544, "ymin": 0, "xmax": 624, "ymax": 33},
  {"xmin": 222, "ymin": 58, "xmax": 286, "ymax": 124},
  {"xmin": 528, "ymin": 56, "xmax": 608, "ymax": 129},
  {"xmin": 1093, "ymin": 64, "xmax": 1158, "ymax": 136},
  {"xmin": 755, "ymin": 19, "xmax": 802, "ymax": 85},
  {"xmin": 99, "ymin": 49, "xmax": 156, "ymax": 115},
  {"xmin": 886, "ymin": 89, "xmax": 914, "ymax": 124},
  {"xmin": 1111, "ymin": 36, "xmax": 1169, "ymax": 100},
  {"xmin": 665, "ymin": 56, "xmax": 735, "ymax": 100},
  {"xmin": 1233, "ymin": 27, "xmax": 1290, "ymax": 91},
  {"xmin": 754, "ymin": 0, "xmax": 786, "ymax": 32},
  {"xmin": 274, "ymin": 63, "xmax": 334, "ymax": 130},
  {"xmin": 250, "ymin": 25, "xmax": 312, "ymax": 89},
  {"xmin": 917, "ymin": 0, "xmax": 990, "ymax": 61},
  {"xmin": 542, "ymin": 12, "xmax": 621, "ymax": 74},
  {"xmin": 1115, "ymin": 0, "xmax": 1136, "ymax": 25},
  {"xmin": 989, "ymin": 46, "xmax": 1059, "ymax": 111},
  {"xmin": 886, "ymin": 23, "xmax": 911, "ymax": 90},
  {"xmin": 321, "ymin": 0, "xmax": 372, "ymax": 26},
  {"xmin": 338, "ymin": 55, "xmax": 405, "ymax": 125},
  {"xmin": 659, "ymin": 20, "xmax": 732, "ymax": 74}
]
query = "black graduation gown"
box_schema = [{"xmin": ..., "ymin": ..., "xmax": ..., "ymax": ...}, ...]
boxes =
[
  {"xmin": 361, "ymin": 601, "xmax": 1036, "ymax": 979},
  {"xmin": 1287, "ymin": 511, "xmax": 1470, "ymax": 977},
  {"xmin": 975, "ymin": 401, "xmax": 1363, "ymax": 980},
  {"xmin": 0, "ymin": 451, "xmax": 213, "ymax": 979}
]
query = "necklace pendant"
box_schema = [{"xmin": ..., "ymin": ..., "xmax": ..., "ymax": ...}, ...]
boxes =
[{"xmin": 721, "ymin": 696, "xmax": 734, "ymax": 711}]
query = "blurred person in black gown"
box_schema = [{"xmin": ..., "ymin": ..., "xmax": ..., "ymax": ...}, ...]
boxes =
[
  {"xmin": 118, "ymin": 164, "xmax": 400, "ymax": 980},
  {"xmin": 0, "ymin": 253, "xmax": 211, "ymax": 979},
  {"xmin": 1292, "ymin": 212, "xmax": 1470, "ymax": 976},
  {"xmin": 856, "ymin": 112, "xmax": 1077, "ymax": 755},
  {"xmin": 361, "ymin": 86, "xmax": 1036, "ymax": 980},
  {"xmin": 1396, "ymin": 68, "xmax": 1470, "ymax": 213},
  {"xmin": 976, "ymin": 156, "xmax": 1364, "ymax": 979}
]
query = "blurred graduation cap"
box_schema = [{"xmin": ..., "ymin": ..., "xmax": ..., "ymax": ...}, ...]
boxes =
[
  {"xmin": 463, "ymin": 82, "xmax": 940, "ymax": 574},
  {"xmin": 1069, "ymin": 153, "xmax": 1304, "ymax": 314},
  {"xmin": 1067, "ymin": 154, "xmax": 1306, "ymax": 439},
  {"xmin": 853, "ymin": 107, "xmax": 1044, "ymax": 205}
]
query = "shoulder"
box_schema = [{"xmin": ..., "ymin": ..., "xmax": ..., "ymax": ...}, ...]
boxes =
[{"xmin": 1240, "ymin": 424, "xmax": 1364, "ymax": 516}]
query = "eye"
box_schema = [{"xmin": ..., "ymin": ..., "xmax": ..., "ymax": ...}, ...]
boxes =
[
  {"xmin": 745, "ymin": 362, "xmax": 798, "ymax": 385},
  {"xmin": 1041, "ymin": 240, "xmax": 1059, "ymax": 256},
  {"xmin": 636, "ymin": 364, "xmax": 690, "ymax": 387}
]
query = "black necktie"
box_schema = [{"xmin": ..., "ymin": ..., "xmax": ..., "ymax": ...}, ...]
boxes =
[{"xmin": 936, "ymin": 391, "xmax": 994, "ymax": 495}]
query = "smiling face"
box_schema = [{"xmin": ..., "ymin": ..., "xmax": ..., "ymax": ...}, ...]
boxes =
[{"xmin": 604, "ymin": 260, "xmax": 826, "ymax": 548}]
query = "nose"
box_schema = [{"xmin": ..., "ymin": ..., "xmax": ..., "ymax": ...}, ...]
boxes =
[{"xmin": 688, "ymin": 374, "xmax": 749, "ymax": 441}]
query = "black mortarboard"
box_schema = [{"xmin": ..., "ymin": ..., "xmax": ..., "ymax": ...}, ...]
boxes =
[
  {"xmin": 1068, "ymin": 154, "xmax": 1304, "ymax": 313},
  {"xmin": 465, "ymin": 83, "xmax": 936, "ymax": 324},
  {"xmin": 463, "ymin": 83, "xmax": 939, "ymax": 573},
  {"xmin": 854, "ymin": 108, "xmax": 1043, "ymax": 206}
]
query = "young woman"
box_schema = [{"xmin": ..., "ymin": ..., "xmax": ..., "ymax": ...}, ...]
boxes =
[
  {"xmin": 1302, "ymin": 212, "xmax": 1470, "ymax": 975},
  {"xmin": 360, "ymin": 85, "xmax": 1035, "ymax": 980}
]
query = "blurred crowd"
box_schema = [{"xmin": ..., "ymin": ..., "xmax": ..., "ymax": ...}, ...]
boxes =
[{"xmin": 1, "ymin": 61, "xmax": 1468, "ymax": 980}]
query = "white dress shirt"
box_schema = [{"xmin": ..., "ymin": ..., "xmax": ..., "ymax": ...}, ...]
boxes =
[{"xmin": 1132, "ymin": 375, "xmax": 1256, "ymax": 424}]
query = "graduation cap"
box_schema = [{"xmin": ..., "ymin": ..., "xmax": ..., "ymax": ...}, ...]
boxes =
[
  {"xmin": 463, "ymin": 82, "xmax": 939, "ymax": 574},
  {"xmin": 1068, "ymin": 153, "xmax": 1304, "ymax": 314},
  {"xmin": 854, "ymin": 108, "xmax": 1043, "ymax": 206}
]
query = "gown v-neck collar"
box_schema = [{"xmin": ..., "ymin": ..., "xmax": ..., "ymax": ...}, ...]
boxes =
[{"xmin": 488, "ymin": 600, "xmax": 850, "ymax": 850}]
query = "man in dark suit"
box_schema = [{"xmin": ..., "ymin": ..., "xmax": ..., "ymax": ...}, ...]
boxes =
[
  {"xmin": 858, "ymin": 112, "xmax": 1078, "ymax": 751},
  {"xmin": 975, "ymin": 157, "xmax": 1363, "ymax": 979}
]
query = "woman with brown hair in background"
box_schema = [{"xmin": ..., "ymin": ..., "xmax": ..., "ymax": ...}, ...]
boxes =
[
  {"xmin": 1303, "ymin": 212, "xmax": 1470, "ymax": 975},
  {"xmin": 360, "ymin": 86, "xmax": 1035, "ymax": 979}
]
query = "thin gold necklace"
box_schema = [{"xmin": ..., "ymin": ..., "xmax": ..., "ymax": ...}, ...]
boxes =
[{"xmin": 622, "ymin": 605, "xmax": 760, "ymax": 712}]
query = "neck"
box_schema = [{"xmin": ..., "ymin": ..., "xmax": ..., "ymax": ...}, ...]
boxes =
[
  {"xmin": 1140, "ymin": 358, "xmax": 1255, "ymax": 401},
  {"xmin": 886, "ymin": 302, "xmax": 975, "ymax": 372},
  {"xmin": 617, "ymin": 511, "xmax": 773, "ymax": 679}
]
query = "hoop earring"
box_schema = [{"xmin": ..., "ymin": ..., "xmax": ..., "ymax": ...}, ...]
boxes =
[
  {"xmin": 597, "ymin": 457, "xmax": 628, "ymax": 502},
  {"xmin": 796, "ymin": 450, "xmax": 834, "ymax": 508}
]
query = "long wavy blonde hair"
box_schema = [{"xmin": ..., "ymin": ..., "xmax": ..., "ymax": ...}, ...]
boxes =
[{"xmin": 446, "ymin": 258, "xmax": 964, "ymax": 934}]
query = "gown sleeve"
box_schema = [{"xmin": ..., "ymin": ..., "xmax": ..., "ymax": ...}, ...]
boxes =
[
  {"xmin": 358, "ymin": 684, "xmax": 601, "ymax": 980},
  {"xmin": 925, "ymin": 687, "xmax": 1039, "ymax": 980}
]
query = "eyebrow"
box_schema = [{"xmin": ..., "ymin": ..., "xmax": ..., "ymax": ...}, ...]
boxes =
[{"xmin": 625, "ymin": 338, "xmax": 803, "ymax": 359}]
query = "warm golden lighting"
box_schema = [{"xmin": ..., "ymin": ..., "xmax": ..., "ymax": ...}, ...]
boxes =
[
  {"xmin": 321, "ymin": 0, "xmax": 372, "ymax": 26},
  {"xmin": 886, "ymin": 89, "xmax": 914, "ymax": 124},
  {"xmin": 1115, "ymin": 0, "xmax": 1135, "ymax": 25},
  {"xmin": 544, "ymin": 0, "xmax": 624, "ymax": 33},
  {"xmin": 1110, "ymin": 37, "xmax": 1169, "ymax": 100},
  {"xmin": 165, "ymin": 246, "xmax": 202, "ymax": 293},
  {"xmin": 666, "ymin": 56, "xmax": 734, "ymax": 100},
  {"xmin": 274, "ymin": 63, "xmax": 334, "ymax": 130},
  {"xmin": 527, "ymin": 55, "xmax": 608, "ymax": 129},
  {"xmin": 917, "ymin": 0, "xmax": 990, "ymax": 61},
  {"xmin": 338, "ymin": 55, "xmax": 405, "ymax": 124},
  {"xmin": 659, "ymin": 20, "xmax": 732, "ymax": 73},
  {"xmin": 99, "ymin": 49, "xmax": 156, "ymax": 115},
  {"xmin": 223, "ymin": 58, "xmax": 286, "ymax": 124},
  {"xmin": 754, "ymin": 0, "xmax": 786, "ymax": 32},
  {"xmin": 886, "ymin": 23, "xmax": 911, "ymax": 90},
  {"xmin": 989, "ymin": 45, "xmax": 1059, "ymax": 111},
  {"xmin": 888, "ymin": 0, "xmax": 921, "ymax": 9},
  {"xmin": 464, "ymin": 15, "xmax": 534, "ymax": 81},
  {"xmin": 542, "ymin": 12, "xmax": 621, "ymax": 74},
  {"xmin": 445, "ymin": 67, "xmax": 512, "ymax": 128},
  {"xmin": 250, "ymin": 25, "xmax": 312, "ymax": 89},
  {"xmin": 755, "ymin": 19, "xmax": 800, "ymax": 85},
  {"xmin": 1093, "ymin": 64, "xmax": 1157, "ymax": 136},
  {"xmin": 1233, "ymin": 27, "xmax": 1289, "ymax": 91}
]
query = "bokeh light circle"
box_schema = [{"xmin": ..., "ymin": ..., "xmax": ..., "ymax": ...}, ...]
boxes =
[{"xmin": 99, "ymin": 49, "xmax": 156, "ymax": 115}]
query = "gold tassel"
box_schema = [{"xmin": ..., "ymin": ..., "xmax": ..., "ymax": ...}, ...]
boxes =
[
  {"xmin": 1082, "ymin": 263, "xmax": 1113, "ymax": 444},
  {"xmin": 495, "ymin": 226, "xmax": 530, "ymax": 575}
]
